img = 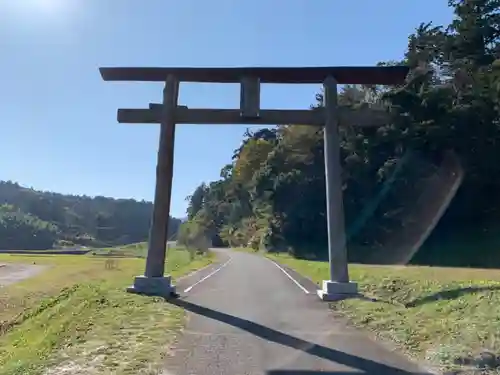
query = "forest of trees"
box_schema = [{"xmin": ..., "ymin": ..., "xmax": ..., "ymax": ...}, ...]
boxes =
[
  {"xmin": 0, "ymin": 181, "xmax": 181, "ymax": 250},
  {"xmin": 179, "ymin": 0, "xmax": 500, "ymax": 267}
]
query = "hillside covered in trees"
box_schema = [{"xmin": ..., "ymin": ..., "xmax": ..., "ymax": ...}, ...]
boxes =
[
  {"xmin": 179, "ymin": 0, "xmax": 500, "ymax": 267},
  {"xmin": 0, "ymin": 181, "xmax": 181, "ymax": 250}
]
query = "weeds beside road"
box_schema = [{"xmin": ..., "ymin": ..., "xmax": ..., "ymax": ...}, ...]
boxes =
[{"xmin": 0, "ymin": 245, "xmax": 213, "ymax": 375}]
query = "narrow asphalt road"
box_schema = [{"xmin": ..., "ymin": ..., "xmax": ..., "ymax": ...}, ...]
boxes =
[{"xmin": 165, "ymin": 249, "xmax": 430, "ymax": 375}]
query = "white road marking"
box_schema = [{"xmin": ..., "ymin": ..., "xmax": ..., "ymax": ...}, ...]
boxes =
[
  {"xmin": 183, "ymin": 258, "xmax": 232, "ymax": 293},
  {"xmin": 269, "ymin": 259, "xmax": 310, "ymax": 294},
  {"xmin": 176, "ymin": 262, "xmax": 215, "ymax": 282}
]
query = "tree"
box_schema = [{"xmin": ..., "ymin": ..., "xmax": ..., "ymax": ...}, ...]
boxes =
[
  {"xmin": 0, "ymin": 181, "xmax": 182, "ymax": 249},
  {"xmin": 186, "ymin": 183, "xmax": 208, "ymax": 220}
]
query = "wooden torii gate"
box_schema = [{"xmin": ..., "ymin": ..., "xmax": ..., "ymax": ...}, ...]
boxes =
[{"xmin": 99, "ymin": 66, "xmax": 408, "ymax": 301}]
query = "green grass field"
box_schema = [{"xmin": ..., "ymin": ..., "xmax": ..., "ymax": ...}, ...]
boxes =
[
  {"xmin": 0, "ymin": 244, "xmax": 213, "ymax": 375},
  {"xmin": 266, "ymin": 252, "xmax": 500, "ymax": 374}
]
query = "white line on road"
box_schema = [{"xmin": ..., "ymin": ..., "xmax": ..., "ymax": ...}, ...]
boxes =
[
  {"xmin": 183, "ymin": 258, "xmax": 232, "ymax": 293},
  {"xmin": 176, "ymin": 262, "xmax": 214, "ymax": 282},
  {"xmin": 269, "ymin": 259, "xmax": 309, "ymax": 294}
]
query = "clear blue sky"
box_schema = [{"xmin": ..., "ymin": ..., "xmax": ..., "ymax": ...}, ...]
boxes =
[{"xmin": 0, "ymin": 0, "xmax": 453, "ymax": 218}]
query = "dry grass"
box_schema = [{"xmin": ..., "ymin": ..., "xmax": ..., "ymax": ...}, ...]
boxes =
[
  {"xmin": 267, "ymin": 252, "xmax": 500, "ymax": 374},
  {"xmin": 0, "ymin": 245, "xmax": 213, "ymax": 375}
]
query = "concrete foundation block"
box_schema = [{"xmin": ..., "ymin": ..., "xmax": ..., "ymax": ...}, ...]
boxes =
[
  {"xmin": 127, "ymin": 275, "xmax": 176, "ymax": 297},
  {"xmin": 317, "ymin": 280, "xmax": 358, "ymax": 301}
]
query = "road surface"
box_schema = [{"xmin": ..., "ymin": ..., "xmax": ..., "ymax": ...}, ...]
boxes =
[{"xmin": 165, "ymin": 249, "xmax": 429, "ymax": 375}]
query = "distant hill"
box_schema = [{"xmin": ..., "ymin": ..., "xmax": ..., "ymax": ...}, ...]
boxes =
[{"xmin": 0, "ymin": 181, "xmax": 181, "ymax": 250}]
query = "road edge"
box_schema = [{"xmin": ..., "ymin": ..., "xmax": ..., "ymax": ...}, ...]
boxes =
[{"xmin": 266, "ymin": 254, "xmax": 436, "ymax": 375}]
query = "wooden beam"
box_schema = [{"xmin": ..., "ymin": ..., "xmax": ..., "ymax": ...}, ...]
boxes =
[
  {"xmin": 122, "ymin": 107, "xmax": 324, "ymax": 125},
  {"xmin": 322, "ymin": 75, "xmax": 350, "ymax": 285},
  {"xmin": 99, "ymin": 66, "xmax": 409, "ymax": 85},
  {"xmin": 144, "ymin": 75, "xmax": 179, "ymax": 279},
  {"xmin": 118, "ymin": 105, "xmax": 392, "ymax": 127},
  {"xmin": 240, "ymin": 76, "xmax": 261, "ymax": 118}
]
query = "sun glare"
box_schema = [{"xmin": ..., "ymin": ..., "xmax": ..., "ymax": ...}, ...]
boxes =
[
  {"xmin": 0, "ymin": 0, "xmax": 80, "ymax": 28},
  {"xmin": 0, "ymin": 0, "xmax": 85, "ymax": 40},
  {"xmin": 3, "ymin": 0, "xmax": 71, "ymax": 17},
  {"xmin": 28, "ymin": 0, "xmax": 65, "ymax": 13}
]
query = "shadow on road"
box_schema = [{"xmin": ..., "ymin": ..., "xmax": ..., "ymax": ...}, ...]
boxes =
[
  {"xmin": 267, "ymin": 372, "xmax": 405, "ymax": 375},
  {"xmin": 266, "ymin": 370, "xmax": 382, "ymax": 375},
  {"xmin": 167, "ymin": 297, "xmax": 428, "ymax": 375}
]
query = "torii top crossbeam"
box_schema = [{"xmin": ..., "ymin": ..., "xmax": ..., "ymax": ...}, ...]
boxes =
[
  {"xmin": 100, "ymin": 65, "xmax": 409, "ymax": 127},
  {"xmin": 99, "ymin": 65, "xmax": 409, "ymax": 85}
]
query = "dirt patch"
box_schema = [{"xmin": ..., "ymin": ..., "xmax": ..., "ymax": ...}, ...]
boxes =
[{"xmin": 0, "ymin": 263, "xmax": 48, "ymax": 286}]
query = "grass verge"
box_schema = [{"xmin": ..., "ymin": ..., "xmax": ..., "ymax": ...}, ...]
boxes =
[
  {"xmin": 0, "ymin": 244, "xmax": 213, "ymax": 375},
  {"xmin": 266, "ymin": 252, "xmax": 500, "ymax": 374}
]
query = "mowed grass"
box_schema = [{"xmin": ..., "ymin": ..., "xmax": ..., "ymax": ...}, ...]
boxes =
[
  {"xmin": 0, "ymin": 244, "xmax": 213, "ymax": 375},
  {"xmin": 267, "ymin": 252, "xmax": 500, "ymax": 374}
]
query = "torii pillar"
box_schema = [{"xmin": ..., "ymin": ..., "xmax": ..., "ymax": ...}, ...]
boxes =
[{"xmin": 99, "ymin": 66, "xmax": 408, "ymax": 300}]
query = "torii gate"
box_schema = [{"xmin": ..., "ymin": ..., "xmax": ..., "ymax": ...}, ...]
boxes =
[{"xmin": 99, "ymin": 66, "xmax": 408, "ymax": 301}]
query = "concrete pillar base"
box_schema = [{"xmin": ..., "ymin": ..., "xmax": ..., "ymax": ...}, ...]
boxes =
[
  {"xmin": 317, "ymin": 280, "xmax": 358, "ymax": 301},
  {"xmin": 126, "ymin": 275, "xmax": 176, "ymax": 297}
]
